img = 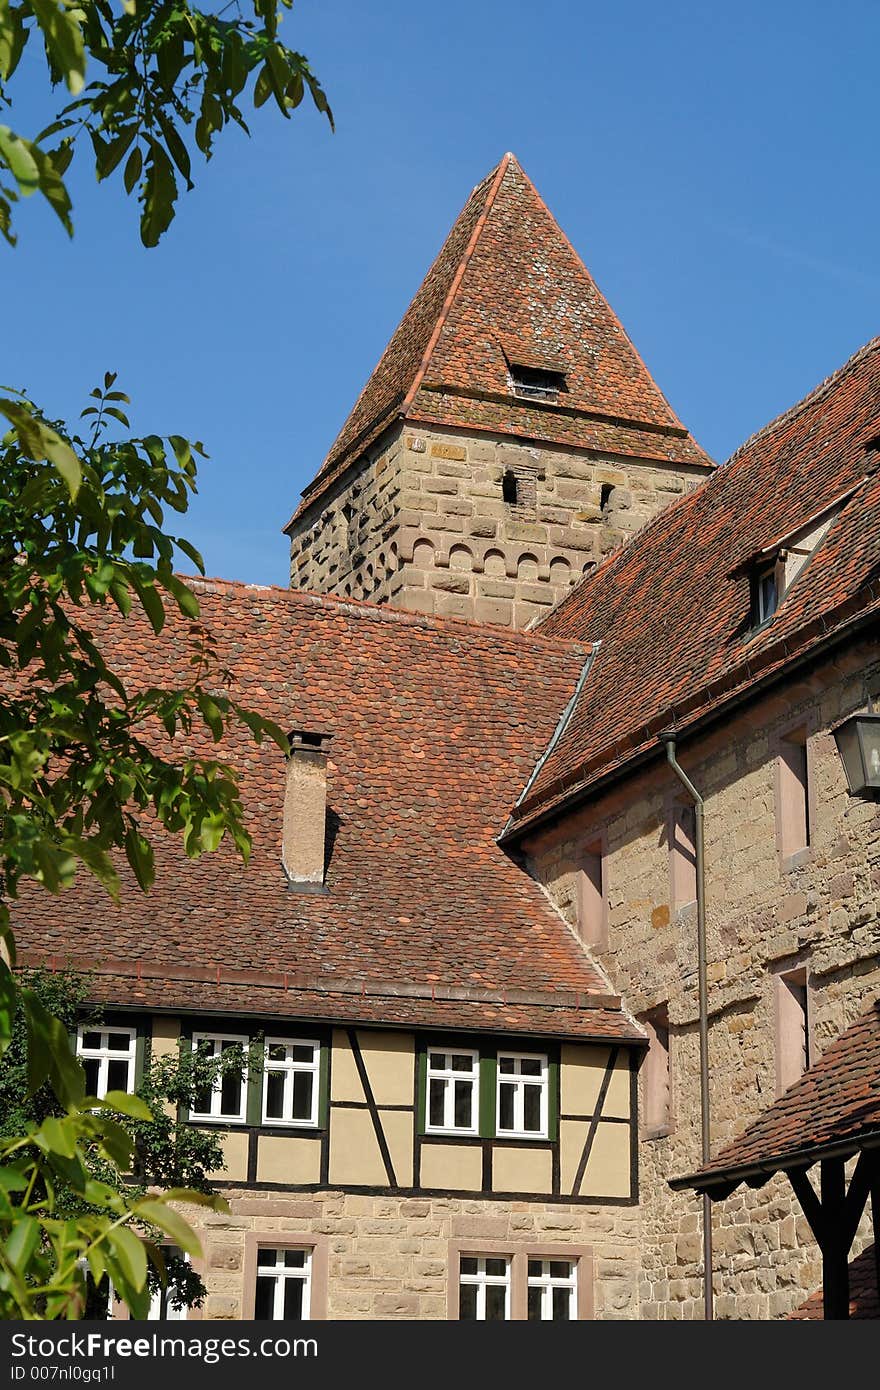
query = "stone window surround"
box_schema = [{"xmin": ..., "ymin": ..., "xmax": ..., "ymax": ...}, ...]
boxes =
[
  {"xmin": 575, "ymin": 831, "xmax": 608, "ymax": 950},
  {"xmin": 638, "ymin": 1004, "xmax": 674, "ymax": 1142},
  {"xmin": 773, "ymin": 718, "xmax": 817, "ymax": 873},
  {"xmin": 242, "ymin": 1233, "xmax": 329, "ymax": 1321},
  {"xmin": 447, "ymin": 1240, "xmax": 593, "ymax": 1320},
  {"xmin": 772, "ymin": 957, "xmax": 813, "ymax": 1099},
  {"xmin": 666, "ymin": 796, "xmax": 697, "ymax": 916}
]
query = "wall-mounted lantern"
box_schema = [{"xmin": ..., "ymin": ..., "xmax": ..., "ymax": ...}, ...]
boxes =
[{"xmin": 833, "ymin": 711, "xmax": 880, "ymax": 797}]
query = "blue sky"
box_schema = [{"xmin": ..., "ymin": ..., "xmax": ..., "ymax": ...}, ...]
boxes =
[{"xmin": 5, "ymin": 0, "xmax": 879, "ymax": 586}]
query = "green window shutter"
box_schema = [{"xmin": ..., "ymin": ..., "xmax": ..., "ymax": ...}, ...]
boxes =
[
  {"xmin": 134, "ymin": 1022, "xmax": 149, "ymax": 1090},
  {"xmin": 245, "ymin": 1037, "xmax": 263, "ymax": 1127},
  {"xmin": 547, "ymin": 1053, "xmax": 559, "ymax": 1141},
  {"xmin": 318, "ymin": 1039, "xmax": 330, "ymax": 1128},
  {"xmin": 479, "ymin": 1050, "xmax": 497, "ymax": 1139},
  {"xmin": 179, "ymin": 1022, "xmax": 193, "ymax": 1124},
  {"xmin": 416, "ymin": 1044, "xmax": 427, "ymax": 1134}
]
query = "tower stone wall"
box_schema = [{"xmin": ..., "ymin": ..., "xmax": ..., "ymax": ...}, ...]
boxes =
[{"xmin": 288, "ymin": 423, "xmax": 706, "ymax": 627}]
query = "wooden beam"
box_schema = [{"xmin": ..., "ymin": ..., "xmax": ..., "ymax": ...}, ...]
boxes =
[
  {"xmin": 820, "ymin": 1159, "xmax": 850, "ymax": 1320},
  {"xmin": 842, "ymin": 1151, "xmax": 876, "ymax": 1250},
  {"xmin": 789, "ymin": 1166, "xmax": 825, "ymax": 1246}
]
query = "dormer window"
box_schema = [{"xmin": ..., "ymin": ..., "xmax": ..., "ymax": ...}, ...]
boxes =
[
  {"xmin": 752, "ymin": 558, "xmax": 782, "ymax": 627},
  {"xmin": 508, "ymin": 364, "xmax": 566, "ymax": 403}
]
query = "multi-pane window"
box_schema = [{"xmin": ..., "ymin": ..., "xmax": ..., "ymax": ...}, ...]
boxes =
[
  {"xmin": 253, "ymin": 1247, "xmax": 311, "ymax": 1320},
  {"xmin": 148, "ymin": 1251, "xmax": 189, "ymax": 1321},
  {"xmin": 526, "ymin": 1259, "xmax": 577, "ymax": 1321},
  {"xmin": 77, "ymin": 1026, "xmax": 136, "ymax": 1099},
  {"xmin": 262, "ymin": 1039, "xmax": 320, "ymax": 1127},
  {"xmin": 426, "ymin": 1049, "xmax": 479, "ymax": 1133},
  {"xmin": 191, "ymin": 1033, "xmax": 248, "ymax": 1122},
  {"xmin": 458, "ymin": 1256, "xmax": 510, "ymax": 1320},
  {"xmin": 496, "ymin": 1053, "xmax": 548, "ymax": 1137}
]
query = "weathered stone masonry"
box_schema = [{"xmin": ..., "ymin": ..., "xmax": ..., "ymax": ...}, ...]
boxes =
[
  {"xmin": 521, "ymin": 635, "xmax": 880, "ymax": 1318},
  {"xmin": 287, "ymin": 423, "xmax": 705, "ymax": 627}
]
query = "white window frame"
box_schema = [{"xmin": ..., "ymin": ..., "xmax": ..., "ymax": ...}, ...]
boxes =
[
  {"xmin": 496, "ymin": 1051, "xmax": 549, "ymax": 1139},
  {"xmin": 425, "ymin": 1048, "xmax": 480, "ymax": 1135},
  {"xmin": 261, "ymin": 1038, "xmax": 321, "ymax": 1128},
  {"xmin": 458, "ymin": 1255, "xmax": 511, "ymax": 1320},
  {"xmin": 255, "ymin": 1247, "xmax": 312, "ymax": 1320},
  {"xmin": 526, "ymin": 1258, "xmax": 577, "ymax": 1321},
  {"xmin": 149, "ymin": 1252, "xmax": 189, "ymax": 1321},
  {"xmin": 76, "ymin": 1025, "xmax": 137, "ymax": 1099},
  {"xmin": 190, "ymin": 1032, "xmax": 249, "ymax": 1123}
]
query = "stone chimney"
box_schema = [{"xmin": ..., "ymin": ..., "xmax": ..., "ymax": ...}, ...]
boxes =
[{"xmin": 282, "ymin": 730, "xmax": 333, "ymax": 891}]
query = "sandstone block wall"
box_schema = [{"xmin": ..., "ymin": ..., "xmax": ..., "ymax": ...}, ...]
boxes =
[
  {"xmin": 190, "ymin": 1189, "xmax": 641, "ymax": 1320},
  {"xmin": 288, "ymin": 425, "xmax": 704, "ymax": 627},
  {"xmin": 522, "ymin": 636, "xmax": 880, "ymax": 1318}
]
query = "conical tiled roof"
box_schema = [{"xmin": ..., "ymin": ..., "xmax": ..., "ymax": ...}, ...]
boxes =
[{"xmin": 287, "ymin": 153, "xmax": 711, "ymax": 527}]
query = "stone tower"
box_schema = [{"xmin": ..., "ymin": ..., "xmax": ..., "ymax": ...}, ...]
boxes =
[{"xmin": 285, "ymin": 153, "xmax": 712, "ymax": 628}]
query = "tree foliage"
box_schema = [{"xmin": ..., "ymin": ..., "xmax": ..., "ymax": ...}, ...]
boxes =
[
  {"xmin": 0, "ymin": 967, "xmax": 254, "ymax": 1312},
  {"xmin": 0, "ymin": 0, "xmax": 333, "ymax": 245},
  {"xmin": 0, "ymin": 376, "xmax": 287, "ymax": 1317}
]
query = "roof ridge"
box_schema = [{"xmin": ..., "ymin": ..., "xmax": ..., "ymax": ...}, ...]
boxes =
[
  {"xmin": 185, "ymin": 573, "xmax": 589, "ymax": 653},
  {"xmin": 401, "ymin": 153, "xmax": 511, "ymax": 413},
  {"xmin": 726, "ymin": 334, "xmax": 880, "ymax": 465}
]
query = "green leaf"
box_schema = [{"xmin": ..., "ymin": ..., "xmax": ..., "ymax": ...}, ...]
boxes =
[
  {"xmin": 0, "ymin": 124, "xmax": 40, "ymax": 193},
  {"xmin": 135, "ymin": 1200, "xmax": 202, "ymax": 1258},
  {"xmin": 4, "ymin": 1214, "xmax": 40, "ymax": 1273},
  {"xmin": 140, "ymin": 139, "xmax": 177, "ymax": 248},
  {"xmin": 0, "ymin": 1168, "xmax": 29, "ymax": 1193},
  {"xmin": 99, "ymin": 1090, "xmax": 153, "ymax": 1121},
  {"xmin": 108, "ymin": 1225, "xmax": 147, "ymax": 1291},
  {"xmin": 124, "ymin": 826, "xmax": 155, "ymax": 891},
  {"xmin": 0, "ymin": 398, "xmax": 81, "ymax": 495},
  {"xmin": 0, "ymin": 959, "xmax": 17, "ymax": 1058},
  {"xmin": 22, "ymin": 989, "xmax": 86, "ymax": 1106},
  {"xmin": 29, "ymin": 0, "xmax": 87, "ymax": 95},
  {"xmin": 95, "ymin": 124, "xmax": 137, "ymax": 183},
  {"xmin": 37, "ymin": 1115, "xmax": 77, "ymax": 1159}
]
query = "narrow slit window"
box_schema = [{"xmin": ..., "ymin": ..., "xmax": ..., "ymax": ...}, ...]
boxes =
[
  {"xmin": 501, "ymin": 469, "xmax": 518, "ymax": 505},
  {"xmin": 670, "ymin": 803, "xmax": 697, "ymax": 909},
  {"xmin": 778, "ymin": 734, "xmax": 810, "ymax": 860},
  {"xmin": 641, "ymin": 1005, "xmax": 671, "ymax": 1137},
  {"xmin": 576, "ymin": 840, "xmax": 606, "ymax": 948},
  {"xmin": 776, "ymin": 967, "xmax": 810, "ymax": 1094}
]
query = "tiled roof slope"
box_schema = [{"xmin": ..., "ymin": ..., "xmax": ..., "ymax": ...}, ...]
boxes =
[
  {"xmin": 506, "ymin": 337, "xmax": 880, "ymax": 835},
  {"xmin": 287, "ymin": 153, "xmax": 711, "ymax": 526},
  {"xmin": 671, "ymin": 1001, "xmax": 880, "ymax": 1192},
  {"xmin": 790, "ymin": 1245, "xmax": 879, "ymax": 1320},
  {"xmin": 13, "ymin": 581, "xmax": 640, "ymax": 1043}
]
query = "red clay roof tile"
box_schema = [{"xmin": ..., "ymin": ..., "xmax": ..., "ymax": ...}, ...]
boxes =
[
  {"xmin": 506, "ymin": 337, "xmax": 880, "ymax": 836},
  {"xmin": 13, "ymin": 583, "xmax": 639, "ymax": 1043},
  {"xmin": 671, "ymin": 1001, "xmax": 880, "ymax": 1191}
]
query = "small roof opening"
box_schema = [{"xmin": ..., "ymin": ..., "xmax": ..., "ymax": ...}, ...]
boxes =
[{"xmin": 508, "ymin": 363, "xmax": 566, "ymax": 404}]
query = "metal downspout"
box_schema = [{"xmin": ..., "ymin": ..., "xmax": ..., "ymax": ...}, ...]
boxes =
[{"xmin": 661, "ymin": 731, "xmax": 714, "ymax": 1322}]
